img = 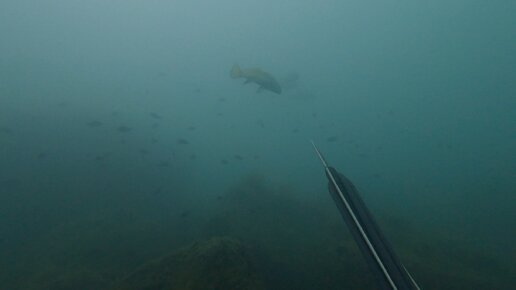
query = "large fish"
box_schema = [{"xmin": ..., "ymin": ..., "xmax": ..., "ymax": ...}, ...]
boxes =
[{"xmin": 230, "ymin": 64, "xmax": 282, "ymax": 94}]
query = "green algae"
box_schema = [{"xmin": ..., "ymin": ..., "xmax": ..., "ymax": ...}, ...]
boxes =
[{"xmin": 113, "ymin": 237, "xmax": 265, "ymax": 290}]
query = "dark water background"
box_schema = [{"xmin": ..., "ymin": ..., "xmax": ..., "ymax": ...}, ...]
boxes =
[{"xmin": 1, "ymin": 1, "xmax": 515, "ymax": 289}]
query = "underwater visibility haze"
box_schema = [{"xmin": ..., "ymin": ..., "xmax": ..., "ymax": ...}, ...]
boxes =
[{"xmin": 1, "ymin": 0, "xmax": 515, "ymax": 289}]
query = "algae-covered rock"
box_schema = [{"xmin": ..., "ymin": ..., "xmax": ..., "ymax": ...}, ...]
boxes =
[{"xmin": 113, "ymin": 236, "xmax": 265, "ymax": 290}]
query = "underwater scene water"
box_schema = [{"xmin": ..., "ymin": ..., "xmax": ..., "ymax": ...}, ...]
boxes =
[{"xmin": 1, "ymin": 1, "xmax": 515, "ymax": 289}]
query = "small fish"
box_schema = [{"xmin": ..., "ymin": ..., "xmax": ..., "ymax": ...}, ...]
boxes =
[
  {"xmin": 2, "ymin": 178, "xmax": 21, "ymax": 188},
  {"xmin": 152, "ymin": 123, "xmax": 159, "ymax": 129},
  {"xmin": 57, "ymin": 101, "xmax": 69, "ymax": 108},
  {"xmin": 326, "ymin": 136, "xmax": 338, "ymax": 142},
  {"xmin": 158, "ymin": 161, "xmax": 170, "ymax": 167},
  {"xmin": 180, "ymin": 210, "xmax": 190, "ymax": 218},
  {"xmin": 95, "ymin": 153, "xmax": 110, "ymax": 161},
  {"xmin": 234, "ymin": 154, "xmax": 244, "ymax": 161},
  {"xmin": 87, "ymin": 120, "xmax": 103, "ymax": 128},
  {"xmin": 37, "ymin": 152, "xmax": 47, "ymax": 159},
  {"xmin": 117, "ymin": 125, "xmax": 132, "ymax": 133},
  {"xmin": 187, "ymin": 126, "xmax": 196, "ymax": 131},
  {"xmin": 230, "ymin": 64, "xmax": 282, "ymax": 94},
  {"xmin": 0, "ymin": 127, "xmax": 13, "ymax": 135},
  {"xmin": 138, "ymin": 149, "xmax": 149, "ymax": 155},
  {"xmin": 292, "ymin": 128, "xmax": 299, "ymax": 133},
  {"xmin": 177, "ymin": 138, "xmax": 189, "ymax": 145},
  {"xmin": 95, "ymin": 155, "xmax": 105, "ymax": 161},
  {"xmin": 189, "ymin": 154, "xmax": 196, "ymax": 160},
  {"xmin": 218, "ymin": 97, "xmax": 227, "ymax": 103},
  {"xmin": 221, "ymin": 159, "xmax": 228, "ymax": 165},
  {"xmin": 149, "ymin": 112, "xmax": 162, "ymax": 120}
]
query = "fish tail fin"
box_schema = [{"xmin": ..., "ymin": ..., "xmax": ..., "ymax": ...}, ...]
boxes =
[{"xmin": 230, "ymin": 64, "xmax": 242, "ymax": 79}]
